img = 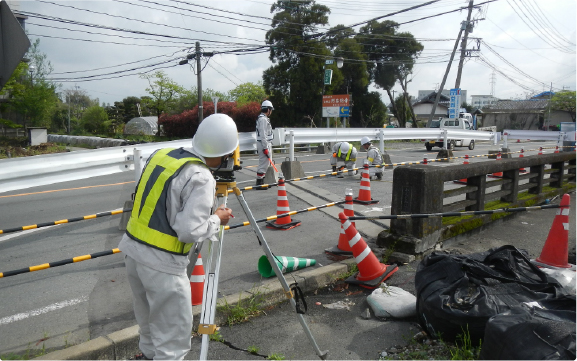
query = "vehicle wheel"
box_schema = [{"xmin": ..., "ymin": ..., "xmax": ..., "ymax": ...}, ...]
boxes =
[
  {"xmin": 468, "ymin": 140, "xmax": 475, "ymax": 150},
  {"xmin": 425, "ymin": 143, "xmax": 433, "ymax": 151},
  {"xmin": 448, "ymin": 141, "xmax": 455, "ymax": 151}
]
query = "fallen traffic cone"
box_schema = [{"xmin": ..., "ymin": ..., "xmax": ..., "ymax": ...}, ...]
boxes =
[
  {"xmin": 190, "ymin": 253, "xmax": 205, "ymax": 306},
  {"xmin": 354, "ymin": 161, "xmax": 379, "ymax": 205},
  {"xmin": 453, "ymin": 155, "xmax": 470, "ymax": 184},
  {"xmin": 519, "ymin": 148, "xmax": 527, "ymax": 173},
  {"xmin": 339, "ymin": 212, "xmax": 398, "ymax": 289},
  {"xmin": 533, "ymin": 194, "xmax": 574, "ymax": 269},
  {"xmin": 488, "ymin": 151, "xmax": 503, "ymax": 178},
  {"xmin": 257, "ymin": 255, "xmax": 316, "ymax": 278},
  {"xmin": 325, "ymin": 189, "xmax": 355, "ymax": 257},
  {"xmin": 266, "ymin": 176, "xmax": 301, "ymax": 230}
]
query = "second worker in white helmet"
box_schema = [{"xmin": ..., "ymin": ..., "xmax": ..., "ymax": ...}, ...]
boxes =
[
  {"xmin": 360, "ymin": 136, "xmax": 384, "ymax": 180},
  {"xmin": 330, "ymin": 141, "xmax": 358, "ymax": 177},
  {"xmin": 255, "ymin": 100, "xmax": 274, "ymax": 188}
]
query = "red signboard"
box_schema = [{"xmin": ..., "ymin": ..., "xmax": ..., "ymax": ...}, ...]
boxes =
[{"xmin": 322, "ymin": 95, "xmax": 350, "ymax": 107}]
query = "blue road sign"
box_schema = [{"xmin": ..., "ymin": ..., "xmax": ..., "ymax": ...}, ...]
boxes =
[{"xmin": 339, "ymin": 106, "xmax": 349, "ymax": 117}]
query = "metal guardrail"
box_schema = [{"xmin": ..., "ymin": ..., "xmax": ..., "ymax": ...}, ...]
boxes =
[{"xmin": 2, "ymin": 127, "xmax": 559, "ymax": 195}]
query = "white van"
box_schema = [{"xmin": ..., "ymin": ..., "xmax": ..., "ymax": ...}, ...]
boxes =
[{"xmin": 425, "ymin": 117, "xmax": 475, "ymax": 151}]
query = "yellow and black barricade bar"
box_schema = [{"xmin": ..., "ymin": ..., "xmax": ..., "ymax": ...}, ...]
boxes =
[
  {"xmin": 224, "ymin": 199, "xmax": 346, "ymax": 230},
  {"xmin": 347, "ymin": 204, "xmax": 560, "ymax": 221},
  {"xmin": 0, "ymin": 248, "xmax": 121, "ymax": 278},
  {"xmin": 0, "ymin": 209, "xmax": 130, "ymax": 235}
]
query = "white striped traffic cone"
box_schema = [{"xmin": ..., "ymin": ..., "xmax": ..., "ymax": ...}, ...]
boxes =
[
  {"xmin": 190, "ymin": 253, "xmax": 205, "ymax": 306},
  {"xmin": 325, "ymin": 188, "xmax": 355, "ymax": 257},
  {"xmin": 488, "ymin": 152, "xmax": 503, "ymax": 178},
  {"xmin": 257, "ymin": 255, "xmax": 316, "ymax": 278},
  {"xmin": 453, "ymin": 155, "xmax": 470, "ymax": 184},
  {"xmin": 354, "ymin": 161, "xmax": 379, "ymax": 205},
  {"xmin": 266, "ymin": 176, "xmax": 301, "ymax": 230},
  {"xmin": 339, "ymin": 212, "xmax": 398, "ymax": 289}
]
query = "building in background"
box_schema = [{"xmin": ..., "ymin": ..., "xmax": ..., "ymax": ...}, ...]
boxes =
[
  {"xmin": 471, "ymin": 95, "xmax": 499, "ymax": 109},
  {"xmin": 417, "ymin": 89, "xmax": 467, "ymax": 107},
  {"xmin": 411, "ymin": 91, "xmax": 450, "ymax": 122}
]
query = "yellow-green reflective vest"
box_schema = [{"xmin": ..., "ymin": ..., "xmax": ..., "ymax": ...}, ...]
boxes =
[
  {"xmin": 126, "ymin": 148, "xmax": 207, "ymax": 256},
  {"xmin": 337, "ymin": 143, "xmax": 353, "ymax": 161}
]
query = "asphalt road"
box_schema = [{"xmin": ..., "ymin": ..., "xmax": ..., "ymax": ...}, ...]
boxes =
[{"xmin": 0, "ymin": 140, "xmax": 567, "ymax": 357}]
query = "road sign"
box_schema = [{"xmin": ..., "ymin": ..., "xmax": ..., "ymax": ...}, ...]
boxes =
[
  {"xmin": 324, "ymin": 69, "xmax": 333, "ymax": 85},
  {"xmin": 322, "ymin": 94, "xmax": 349, "ymax": 107},
  {"xmin": 0, "ymin": 1, "xmax": 31, "ymax": 90},
  {"xmin": 449, "ymin": 88, "xmax": 461, "ymax": 119},
  {"xmin": 339, "ymin": 106, "xmax": 349, "ymax": 117},
  {"xmin": 322, "ymin": 107, "xmax": 340, "ymax": 118}
]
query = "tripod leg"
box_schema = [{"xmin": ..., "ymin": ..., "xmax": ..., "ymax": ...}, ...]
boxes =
[
  {"xmin": 198, "ymin": 194, "xmax": 227, "ymax": 360},
  {"xmin": 232, "ymin": 187, "xmax": 329, "ymax": 360}
]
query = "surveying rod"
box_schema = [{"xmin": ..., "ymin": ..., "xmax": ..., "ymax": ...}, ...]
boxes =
[{"xmin": 232, "ymin": 186, "xmax": 329, "ymax": 360}]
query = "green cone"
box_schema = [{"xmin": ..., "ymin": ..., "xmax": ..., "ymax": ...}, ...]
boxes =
[{"xmin": 258, "ymin": 255, "xmax": 317, "ymax": 278}]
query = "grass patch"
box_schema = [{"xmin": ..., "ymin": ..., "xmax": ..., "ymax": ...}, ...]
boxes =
[
  {"xmin": 217, "ymin": 287, "xmax": 267, "ymax": 326},
  {"xmin": 267, "ymin": 353, "xmax": 286, "ymax": 360},
  {"xmin": 247, "ymin": 345, "xmax": 260, "ymax": 354},
  {"xmin": 336, "ymin": 264, "xmax": 358, "ymax": 280},
  {"xmin": 0, "ymin": 137, "xmax": 67, "ymax": 159}
]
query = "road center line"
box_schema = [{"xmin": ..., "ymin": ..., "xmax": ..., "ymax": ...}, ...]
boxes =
[{"xmin": 0, "ymin": 296, "xmax": 88, "ymax": 326}]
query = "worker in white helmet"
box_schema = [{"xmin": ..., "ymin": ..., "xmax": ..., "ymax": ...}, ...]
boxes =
[
  {"xmin": 360, "ymin": 136, "xmax": 384, "ymax": 180},
  {"xmin": 330, "ymin": 141, "xmax": 358, "ymax": 178},
  {"xmin": 255, "ymin": 100, "xmax": 274, "ymax": 188},
  {"xmin": 119, "ymin": 114, "xmax": 237, "ymax": 360}
]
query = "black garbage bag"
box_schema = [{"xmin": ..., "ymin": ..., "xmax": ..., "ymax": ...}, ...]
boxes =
[
  {"xmin": 479, "ymin": 295, "xmax": 576, "ymax": 360},
  {"xmin": 415, "ymin": 245, "xmax": 563, "ymax": 343}
]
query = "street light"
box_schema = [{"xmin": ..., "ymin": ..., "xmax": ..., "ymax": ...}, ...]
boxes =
[
  {"xmin": 321, "ymin": 57, "xmax": 344, "ymax": 128},
  {"xmin": 28, "ymin": 64, "xmax": 35, "ymax": 85}
]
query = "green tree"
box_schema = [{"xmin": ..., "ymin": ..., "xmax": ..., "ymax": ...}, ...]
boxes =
[
  {"xmin": 356, "ymin": 21, "xmax": 423, "ymax": 127},
  {"xmin": 82, "ymin": 105, "xmax": 109, "ymax": 134},
  {"xmin": 4, "ymin": 39, "xmax": 59, "ymax": 129},
  {"xmin": 228, "ymin": 82, "xmax": 267, "ymax": 106},
  {"xmin": 263, "ymin": 0, "xmax": 333, "ymax": 126},
  {"xmin": 549, "ymin": 91, "xmax": 576, "ymax": 122},
  {"xmin": 140, "ymin": 71, "xmax": 185, "ymax": 117}
]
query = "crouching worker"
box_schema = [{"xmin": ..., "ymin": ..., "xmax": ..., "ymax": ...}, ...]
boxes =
[
  {"xmin": 360, "ymin": 136, "xmax": 384, "ymax": 180},
  {"xmin": 330, "ymin": 141, "xmax": 357, "ymax": 178},
  {"xmin": 119, "ymin": 114, "xmax": 238, "ymax": 360}
]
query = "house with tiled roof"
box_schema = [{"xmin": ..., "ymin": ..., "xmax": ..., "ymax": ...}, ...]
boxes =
[{"xmin": 479, "ymin": 95, "xmax": 573, "ymax": 131}]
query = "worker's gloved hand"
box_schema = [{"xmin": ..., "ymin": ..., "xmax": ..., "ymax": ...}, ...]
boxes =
[
  {"xmin": 215, "ymin": 205, "xmax": 233, "ymax": 226},
  {"xmin": 263, "ymin": 148, "xmax": 269, "ymax": 156}
]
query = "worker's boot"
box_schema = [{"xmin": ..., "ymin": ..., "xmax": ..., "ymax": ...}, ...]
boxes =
[
  {"xmin": 255, "ymin": 178, "xmax": 267, "ymax": 190},
  {"xmin": 376, "ymin": 172, "xmax": 383, "ymax": 180},
  {"xmin": 332, "ymin": 166, "xmax": 337, "ymax": 173}
]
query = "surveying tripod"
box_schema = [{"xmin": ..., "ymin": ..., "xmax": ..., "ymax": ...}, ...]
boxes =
[{"xmin": 186, "ymin": 170, "xmax": 328, "ymax": 360}]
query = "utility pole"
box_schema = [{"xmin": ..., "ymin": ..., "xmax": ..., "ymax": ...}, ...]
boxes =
[
  {"xmin": 428, "ymin": 28, "xmax": 464, "ymax": 122},
  {"xmin": 196, "ymin": 42, "xmax": 203, "ymax": 123},
  {"xmin": 546, "ymin": 82, "xmax": 552, "ymax": 130},
  {"xmin": 455, "ymin": 0, "xmax": 474, "ymax": 89}
]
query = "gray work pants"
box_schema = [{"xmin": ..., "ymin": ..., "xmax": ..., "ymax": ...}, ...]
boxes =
[
  {"xmin": 256, "ymin": 142, "xmax": 272, "ymax": 178},
  {"xmin": 125, "ymin": 256, "xmax": 192, "ymax": 360}
]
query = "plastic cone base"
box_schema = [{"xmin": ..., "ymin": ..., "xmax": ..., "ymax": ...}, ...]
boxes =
[
  {"xmin": 324, "ymin": 245, "xmax": 353, "ymax": 257},
  {"xmin": 345, "ymin": 264, "xmax": 399, "ymax": 289},
  {"xmin": 353, "ymin": 197, "xmax": 379, "ymax": 205},
  {"xmin": 266, "ymin": 219, "xmax": 301, "ymax": 230}
]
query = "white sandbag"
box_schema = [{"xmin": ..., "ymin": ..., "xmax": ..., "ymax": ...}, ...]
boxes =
[
  {"xmin": 367, "ymin": 284, "xmax": 416, "ymax": 318},
  {"xmin": 541, "ymin": 267, "xmax": 576, "ymax": 295}
]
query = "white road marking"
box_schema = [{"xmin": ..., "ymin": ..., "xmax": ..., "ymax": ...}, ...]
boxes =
[
  {"xmin": 0, "ymin": 296, "xmax": 88, "ymax": 326},
  {"xmin": 0, "ymin": 225, "xmax": 58, "ymax": 243}
]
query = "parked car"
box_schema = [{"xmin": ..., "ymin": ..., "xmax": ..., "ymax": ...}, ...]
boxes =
[{"xmin": 424, "ymin": 117, "xmax": 475, "ymax": 151}]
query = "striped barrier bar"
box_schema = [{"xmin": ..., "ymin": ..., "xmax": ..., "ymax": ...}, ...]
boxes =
[
  {"xmin": 0, "ymin": 248, "xmax": 121, "ymax": 278},
  {"xmin": 347, "ymin": 204, "xmax": 561, "ymax": 221},
  {"xmin": 0, "ymin": 209, "xmax": 130, "ymax": 235}
]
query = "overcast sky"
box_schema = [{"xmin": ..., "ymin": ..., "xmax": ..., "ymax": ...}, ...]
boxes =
[{"xmin": 13, "ymin": 0, "xmax": 577, "ymax": 107}]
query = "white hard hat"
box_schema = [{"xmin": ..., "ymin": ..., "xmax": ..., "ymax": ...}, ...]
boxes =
[
  {"xmin": 360, "ymin": 136, "xmax": 371, "ymax": 146},
  {"xmin": 261, "ymin": 100, "xmax": 274, "ymax": 110},
  {"xmin": 192, "ymin": 114, "xmax": 239, "ymax": 158},
  {"xmin": 339, "ymin": 142, "xmax": 350, "ymax": 154}
]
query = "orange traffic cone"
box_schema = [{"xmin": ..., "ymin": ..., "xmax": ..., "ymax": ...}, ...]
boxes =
[
  {"xmin": 190, "ymin": 253, "xmax": 205, "ymax": 306},
  {"xmin": 423, "ymin": 156, "xmax": 428, "ymax": 165},
  {"xmin": 533, "ymin": 194, "xmax": 574, "ymax": 269},
  {"xmin": 339, "ymin": 212, "xmax": 398, "ymax": 289},
  {"xmin": 266, "ymin": 176, "xmax": 301, "ymax": 230},
  {"xmin": 354, "ymin": 162, "xmax": 379, "ymax": 205},
  {"xmin": 488, "ymin": 151, "xmax": 503, "ymax": 178},
  {"xmin": 539, "ymin": 147, "xmax": 543, "ymax": 155},
  {"xmin": 325, "ymin": 189, "xmax": 355, "ymax": 257},
  {"xmin": 519, "ymin": 148, "xmax": 527, "ymax": 173},
  {"xmin": 554, "ymin": 146, "xmax": 559, "ymax": 153},
  {"xmin": 516, "ymin": 139, "xmax": 520, "ymax": 143},
  {"xmin": 453, "ymin": 155, "xmax": 470, "ymax": 184}
]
